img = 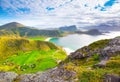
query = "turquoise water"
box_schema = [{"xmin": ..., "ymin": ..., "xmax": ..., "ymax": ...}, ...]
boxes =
[{"xmin": 49, "ymin": 31, "xmax": 120, "ymax": 51}]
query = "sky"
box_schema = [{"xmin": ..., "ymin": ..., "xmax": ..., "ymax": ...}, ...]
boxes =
[{"xmin": 0, "ymin": 0, "xmax": 120, "ymax": 28}]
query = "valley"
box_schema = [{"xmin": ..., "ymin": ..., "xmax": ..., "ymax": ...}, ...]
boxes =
[{"xmin": 0, "ymin": 22, "xmax": 120, "ymax": 82}]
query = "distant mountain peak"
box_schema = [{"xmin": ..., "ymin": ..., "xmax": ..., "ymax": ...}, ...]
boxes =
[
  {"xmin": 2, "ymin": 22, "xmax": 25, "ymax": 28},
  {"xmin": 0, "ymin": 22, "xmax": 26, "ymax": 30}
]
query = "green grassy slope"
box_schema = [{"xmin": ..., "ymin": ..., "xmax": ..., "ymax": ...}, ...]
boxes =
[
  {"xmin": 62, "ymin": 39, "xmax": 120, "ymax": 82},
  {"xmin": 0, "ymin": 36, "xmax": 67, "ymax": 74},
  {"xmin": 28, "ymin": 37, "xmax": 47, "ymax": 41},
  {"xmin": 0, "ymin": 50, "xmax": 66, "ymax": 74}
]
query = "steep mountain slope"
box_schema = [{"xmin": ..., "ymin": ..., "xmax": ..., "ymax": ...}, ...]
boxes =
[
  {"xmin": 0, "ymin": 22, "xmax": 62, "ymax": 37},
  {"xmin": 0, "ymin": 36, "xmax": 59, "ymax": 60},
  {"xmin": 8, "ymin": 37, "xmax": 120, "ymax": 82},
  {"xmin": 0, "ymin": 35, "xmax": 67, "ymax": 74}
]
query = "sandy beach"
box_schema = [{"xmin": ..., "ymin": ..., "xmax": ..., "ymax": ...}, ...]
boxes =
[
  {"xmin": 45, "ymin": 37, "xmax": 52, "ymax": 41},
  {"xmin": 63, "ymin": 47, "xmax": 74, "ymax": 55},
  {"xmin": 45, "ymin": 37, "xmax": 74, "ymax": 55}
]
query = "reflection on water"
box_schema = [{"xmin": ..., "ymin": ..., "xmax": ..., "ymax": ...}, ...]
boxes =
[{"xmin": 50, "ymin": 31, "xmax": 120, "ymax": 51}]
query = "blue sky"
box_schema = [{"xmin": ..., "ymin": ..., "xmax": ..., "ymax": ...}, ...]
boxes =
[{"xmin": 0, "ymin": 0, "xmax": 120, "ymax": 28}]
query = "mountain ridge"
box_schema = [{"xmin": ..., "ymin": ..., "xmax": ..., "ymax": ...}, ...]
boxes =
[{"xmin": 0, "ymin": 22, "xmax": 62, "ymax": 37}]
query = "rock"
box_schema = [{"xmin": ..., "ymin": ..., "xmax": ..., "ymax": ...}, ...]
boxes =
[
  {"xmin": 94, "ymin": 57, "xmax": 109, "ymax": 68},
  {"xmin": 0, "ymin": 72, "xmax": 18, "ymax": 82},
  {"xmin": 104, "ymin": 74, "xmax": 120, "ymax": 82},
  {"xmin": 15, "ymin": 68, "xmax": 76, "ymax": 82},
  {"xmin": 15, "ymin": 74, "xmax": 36, "ymax": 82},
  {"xmin": 69, "ymin": 52, "xmax": 85, "ymax": 59}
]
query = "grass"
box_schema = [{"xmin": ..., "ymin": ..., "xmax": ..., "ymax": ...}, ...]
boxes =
[
  {"xmin": 0, "ymin": 35, "xmax": 67, "ymax": 74},
  {"xmin": 77, "ymin": 39, "xmax": 110, "ymax": 55},
  {"xmin": 64, "ymin": 55, "xmax": 120, "ymax": 82},
  {"xmin": 28, "ymin": 37, "xmax": 47, "ymax": 41},
  {"xmin": 0, "ymin": 36, "xmax": 59, "ymax": 60},
  {"xmin": 63, "ymin": 38, "xmax": 120, "ymax": 82},
  {"xmin": 0, "ymin": 50, "xmax": 66, "ymax": 74}
]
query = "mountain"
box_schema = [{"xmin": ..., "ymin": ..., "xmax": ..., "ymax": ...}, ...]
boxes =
[
  {"xmin": 0, "ymin": 35, "xmax": 67, "ymax": 74},
  {"xmin": 59, "ymin": 25, "xmax": 77, "ymax": 32},
  {"xmin": 0, "ymin": 36, "xmax": 59, "ymax": 60},
  {"xmin": 76, "ymin": 29, "xmax": 103, "ymax": 35},
  {"xmin": 1, "ymin": 37, "xmax": 120, "ymax": 81},
  {"xmin": 0, "ymin": 22, "xmax": 25, "ymax": 30},
  {"xmin": 83, "ymin": 20, "xmax": 120, "ymax": 31},
  {"xmin": 0, "ymin": 22, "xmax": 62, "ymax": 37}
]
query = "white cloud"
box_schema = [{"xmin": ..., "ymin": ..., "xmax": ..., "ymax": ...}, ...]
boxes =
[{"xmin": 0, "ymin": 0, "xmax": 120, "ymax": 28}]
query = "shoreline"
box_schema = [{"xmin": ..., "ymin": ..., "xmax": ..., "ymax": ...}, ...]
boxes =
[
  {"xmin": 63, "ymin": 47, "xmax": 74, "ymax": 55},
  {"xmin": 45, "ymin": 37, "xmax": 74, "ymax": 55},
  {"xmin": 45, "ymin": 37, "xmax": 52, "ymax": 41}
]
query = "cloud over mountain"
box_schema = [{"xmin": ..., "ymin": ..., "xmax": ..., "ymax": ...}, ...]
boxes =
[{"xmin": 0, "ymin": 0, "xmax": 120, "ymax": 28}]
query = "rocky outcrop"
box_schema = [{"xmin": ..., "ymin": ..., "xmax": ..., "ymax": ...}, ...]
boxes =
[
  {"xmin": 0, "ymin": 72, "xmax": 18, "ymax": 82},
  {"xmin": 13, "ymin": 67, "xmax": 76, "ymax": 82},
  {"xmin": 68, "ymin": 37, "xmax": 120, "ymax": 68},
  {"xmin": 69, "ymin": 52, "xmax": 85, "ymax": 59},
  {"xmin": 104, "ymin": 74, "xmax": 120, "ymax": 82}
]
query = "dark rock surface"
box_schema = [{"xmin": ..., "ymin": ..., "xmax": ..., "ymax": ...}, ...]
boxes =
[
  {"xmin": 0, "ymin": 72, "xmax": 18, "ymax": 82},
  {"xmin": 69, "ymin": 52, "xmax": 85, "ymax": 59},
  {"xmin": 104, "ymin": 74, "xmax": 120, "ymax": 82},
  {"xmin": 14, "ymin": 67, "xmax": 76, "ymax": 82}
]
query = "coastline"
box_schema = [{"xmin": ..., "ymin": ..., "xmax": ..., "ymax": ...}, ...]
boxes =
[
  {"xmin": 63, "ymin": 47, "xmax": 74, "ymax": 55},
  {"xmin": 45, "ymin": 37, "xmax": 52, "ymax": 41},
  {"xmin": 45, "ymin": 37, "xmax": 74, "ymax": 55}
]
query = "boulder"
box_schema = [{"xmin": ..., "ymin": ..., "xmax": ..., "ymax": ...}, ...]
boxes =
[
  {"xmin": 0, "ymin": 72, "xmax": 18, "ymax": 82},
  {"xmin": 104, "ymin": 74, "xmax": 120, "ymax": 82},
  {"xmin": 69, "ymin": 52, "xmax": 85, "ymax": 59}
]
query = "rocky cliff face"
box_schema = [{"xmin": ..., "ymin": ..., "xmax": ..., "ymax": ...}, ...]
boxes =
[{"xmin": 1, "ymin": 37, "xmax": 120, "ymax": 82}]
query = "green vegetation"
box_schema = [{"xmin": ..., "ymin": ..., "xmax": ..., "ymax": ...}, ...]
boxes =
[
  {"xmin": 76, "ymin": 39, "xmax": 110, "ymax": 55},
  {"xmin": 0, "ymin": 35, "xmax": 59, "ymax": 60},
  {"xmin": 0, "ymin": 22, "xmax": 63, "ymax": 37},
  {"xmin": 28, "ymin": 37, "xmax": 47, "ymax": 41},
  {"xmin": 0, "ymin": 35, "xmax": 67, "ymax": 74},
  {"xmin": 88, "ymin": 39, "xmax": 110, "ymax": 50},
  {"xmin": 64, "ymin": 55, "xmax": 120, "ymax": 82},
  {"xmin": 0, "ymin": 50, "xmax": 66, "ymax": 74},
  {"xmin": 63, "ymin": 39, "xmax": 120, "ymax": 82}
]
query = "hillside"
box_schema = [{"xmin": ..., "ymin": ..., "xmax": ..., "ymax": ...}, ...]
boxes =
[
  {"xmin": 0, "ymin": 22, "xmax": 62, "ymax": 37},
  {"xmin": 83, "ymin": 20, "xmax": 120, "ymax": 31},
  {"xmin": 4, "ymin": 37, "xmax": 119, "ymax": 82},
  {"xmin": 76, "ymin": 29, "xmax": 103, "ymax": 35},
  {"xmin": 0, "ymin": 22, "xmax": 25, "ymax": 30},
  {"xmin": 59, "ymin": 25, "xmax": 77, "ymax": 32},
  {"xmin": 0, "ymin": 35, "xmax": 67, "ymax": 74}
]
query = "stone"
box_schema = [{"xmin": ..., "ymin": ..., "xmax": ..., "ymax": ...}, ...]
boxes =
[
  {"xmin": 104, "ymin": 74, "xmax": 120, "ymax": 82},
  {"xmin": 0, "ymin": 72, "xmax": 18, "ymax": 82},
  {"xmin": 69, "ymin": 52, "xmax": 85, "ymax": 59}
]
